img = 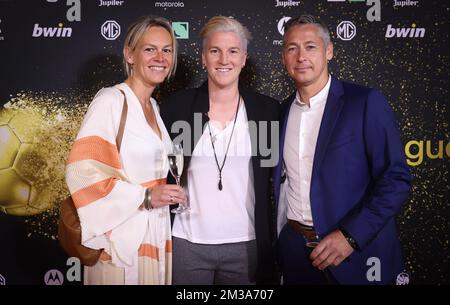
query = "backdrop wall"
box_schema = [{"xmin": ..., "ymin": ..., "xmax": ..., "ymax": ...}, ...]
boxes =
[{"xmin": 0, "ymin": 0, "xmax": 448, "ymax": 284}]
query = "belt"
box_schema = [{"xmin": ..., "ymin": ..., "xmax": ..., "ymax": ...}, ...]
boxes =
[{"xmin": 287, "ymin": 219, "xmax": 318, "ymax": 243}]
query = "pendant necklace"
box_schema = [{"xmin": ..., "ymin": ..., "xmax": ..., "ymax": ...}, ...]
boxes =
[{"xmin": 207, "ymin": 94, "xmax": 241, "ymax": 191}]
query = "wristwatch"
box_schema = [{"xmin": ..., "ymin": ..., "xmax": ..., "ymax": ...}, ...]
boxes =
[
  {"xmin": 341, "ymin": 229, "xmax": 359, "ymax": 250},
  {"xmin": 144, "ymin": 188, "xmax": 153, "ymax": 210}
]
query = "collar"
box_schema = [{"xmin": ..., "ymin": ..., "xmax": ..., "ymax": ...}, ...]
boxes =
[{"xmin": 295, "ymin": 75, "xmax": 332, "ymax": 108}]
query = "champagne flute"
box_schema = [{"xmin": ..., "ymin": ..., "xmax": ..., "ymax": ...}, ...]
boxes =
[{"xmin": 168, "ymin": 143, "xmax": 189, "ymax": 214}]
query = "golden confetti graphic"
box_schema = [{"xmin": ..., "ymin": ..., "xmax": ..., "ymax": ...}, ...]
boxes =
[{"xmin": 0, "ymin": 91, "xmax": 89, "ymax": 238}]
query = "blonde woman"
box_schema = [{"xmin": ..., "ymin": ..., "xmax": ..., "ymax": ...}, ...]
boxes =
[{"xmin": 65, "ymin": 15, "xmax": 186, "ymax": 285}]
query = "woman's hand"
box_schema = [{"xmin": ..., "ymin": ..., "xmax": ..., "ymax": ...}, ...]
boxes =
[{"xmin": 149, "ymin": 184, "xmax": 187, "ymax": 208}]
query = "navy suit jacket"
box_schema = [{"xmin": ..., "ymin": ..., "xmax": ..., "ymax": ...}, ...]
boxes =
[{"xmin": 274, "ymin": 77, "xmax": 412, "ymax": 284}]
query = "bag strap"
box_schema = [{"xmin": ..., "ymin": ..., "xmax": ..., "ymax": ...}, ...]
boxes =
[{"xmin": 116, "ymin": 89, "xmax": 128, "ymax": 153}]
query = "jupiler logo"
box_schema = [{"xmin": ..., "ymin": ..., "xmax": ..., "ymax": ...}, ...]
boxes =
[
  {"xmin": 101, "ymin": 20, "xmax": 121, "ymax": 40},
  {"xmin": 393, "ymin": 0, "xmax": 419, "ymax": 7},
  {"xmin": 275, "ymin": 0, "xmax": 300, "ymax": 7},
  {"xmin": 98, "ymin": 0, "xmax": 125, "ymax": 7}
]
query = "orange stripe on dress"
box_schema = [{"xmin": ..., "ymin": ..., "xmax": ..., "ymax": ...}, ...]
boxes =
[
  {"xmin": 138, "ymin": 244, "xmax": 159, "ymax": 261},
  {"xmin": 141, "ymin": 178, "xmax": 167, "ymax": 188},
  {"xmin": 99, "ymin": 242, "xmax": 170, "ymax": 262},
  {"xmin": 165, "ymin": 240, "xmax": 172, "ymax": 253},
  {"xmin": 99, "ymin": 250, "xmax": 112, "ymax": 262},
  {"xmin": 66, "ymin": 136, "xmax": 121, "ymax": 169},
  {"xmin": 72, "ymin": 177, "xmax": 118, "ymax": 208}
]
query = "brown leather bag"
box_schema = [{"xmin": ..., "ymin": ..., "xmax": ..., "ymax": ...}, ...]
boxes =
[{"xmin": 58, "ymin": 89, "xmax": 128, "ymax": 266}]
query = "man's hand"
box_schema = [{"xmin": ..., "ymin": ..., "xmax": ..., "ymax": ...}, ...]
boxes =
[{"xmin": 310, "ymin": 230, "xmax": 354, "ymax": 270}]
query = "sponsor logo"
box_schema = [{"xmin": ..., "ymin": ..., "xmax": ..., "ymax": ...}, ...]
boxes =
[
  {"xmin": 396, "ymin": 272, "xmax": 410, "ymax": 285},
  {"xmin": 155, "ymin": 1, "xmax": 184, "ymax": 8},
  {"xmin": 366, "ymin": 257, "xmax": 381, "ymax": 282},
  {"xmin": 327, "ymin": 0, "xmax": 381, "ymax": 22},
  {"xmin": 275, "ymin": 0, "xmax": 300, "ymax": 7},
  {"xmin": 277, "ymin": 16, "xmax": 291, "ymax": 35},
  {"xmin": 99, "ymin": 0, "xmax": 124, "ymax": 7},
  {"xmin": 46, "ymin": 0, "xmax": 81, "ymax": 22},
  {"xmin": 405, "ymin": 140, "xmax": 449, "ymax": 166},
  {"xmin": 385, "ymin": 24, "xmax": 425, "ymax": 38},
  {"xmin": 44, "ymin": 269, "xmax": 64, "ymax": 285},
  {"xmin": 0, "ymin": 274, "xmax": 5, "ymax": 285},
  {"xmin": 101, "ymin": 20, "xmax": 121, "ymax": 40},
  {"xmin": 336, "ymin": 21, "xmax": 356, "ymax": 40},
  {"xmin": 393, "ymin": 0, "xmax": 419, "ymax": 7},
  {"xmin": 172, "ymin": 22, "xmax": 189, "ymax": 39},
  {"xmin": 32, "ymin": 23, "xmax": 72, "ymax": 38}
]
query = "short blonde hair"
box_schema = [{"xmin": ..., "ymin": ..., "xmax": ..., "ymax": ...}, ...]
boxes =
[
  {"xmin": 200, "ymin": 16, "xmax": 252, "ymax": 51},
  {"xmin": 123, "ymin": 15, "xmax": 178, "ymax": 78}
]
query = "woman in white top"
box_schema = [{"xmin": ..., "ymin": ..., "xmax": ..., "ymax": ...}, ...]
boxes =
[
  {"xmin": 161, "ymin": 16, "xmax": 280, "ymax": 285},
  {"xmin": 65, "ymin": 15, "xmax": 186, "ymax": 285}
]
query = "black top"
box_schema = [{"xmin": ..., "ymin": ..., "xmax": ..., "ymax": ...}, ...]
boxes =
[{"xmin": 160, "ymin": 82, "xmax": 280, "ymax": 284}]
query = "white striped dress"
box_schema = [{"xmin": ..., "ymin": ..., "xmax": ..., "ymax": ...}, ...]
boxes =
[{"xmin": 65, "ymin": 83, "xmax": 173, "ymax": 285}]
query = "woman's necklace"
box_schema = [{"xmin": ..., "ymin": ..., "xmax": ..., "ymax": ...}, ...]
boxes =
[{"xmin": 207, "ymin": 94, "xmax": 241, "ymax": 191}]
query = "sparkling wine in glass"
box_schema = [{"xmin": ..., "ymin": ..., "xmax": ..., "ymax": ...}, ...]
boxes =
[{"xmin": 168, "ymin": 143, "xmax": 189, "ymax": 214}]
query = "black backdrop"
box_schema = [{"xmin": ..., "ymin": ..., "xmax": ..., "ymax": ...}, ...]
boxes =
[{"xmin": 0, "ymin": 0, "xmax": 448, "ymax": 285}]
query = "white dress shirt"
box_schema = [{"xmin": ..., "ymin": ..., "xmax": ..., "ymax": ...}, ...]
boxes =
[
  {"xmin": 283, "ymin": 76, "xmax": 331, "ymax": 226},
  {"xmin": 172, "ymin": 102, "xmax": 256, "ymax": 244}
]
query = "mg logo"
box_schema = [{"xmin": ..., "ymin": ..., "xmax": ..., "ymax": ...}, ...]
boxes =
[
  {"xmin": 44, "ymin": 269, "xmax": 64, "ymax": 285},
  {"xmin": 101, "ymin": 20, "xmax": 120, "ymax": 40},
  {"xmin": 172, "ymin": 22, "xmax": 189, "ymax": 39},
  {"xmin": 277, "ymin": 16, "xmax": 291, "ymax": 35},
  {"xmin": 337, "ymin": 21, "xmax": 356, "ymax": 41}
]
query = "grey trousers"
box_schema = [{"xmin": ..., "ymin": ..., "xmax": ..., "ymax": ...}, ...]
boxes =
[{"xmin": 172, "ymin": 237, "xmax": 257, "ymax": 285}]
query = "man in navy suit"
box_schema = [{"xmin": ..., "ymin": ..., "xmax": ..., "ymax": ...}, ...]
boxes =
[{"xmin": 274, "ymin": 15, "xmax": 412, "ymax": 284}]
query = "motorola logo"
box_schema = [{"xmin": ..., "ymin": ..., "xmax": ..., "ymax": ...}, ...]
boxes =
[
  {"xmin": 44, "ymin": 269, "xmax": 64, "ymax": 285},
  {"xmin": 277, "ymin": 16, "xmax": 291, "ymax": 36}
]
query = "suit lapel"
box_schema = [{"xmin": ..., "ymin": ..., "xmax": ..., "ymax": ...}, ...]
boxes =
[
  {"xmin": 181, "ymin": 82, "xmax": 209, "ymax": 186},
  {"xmin": 311, "ymin": 78, "xmax": 345, "ymax": 182}
]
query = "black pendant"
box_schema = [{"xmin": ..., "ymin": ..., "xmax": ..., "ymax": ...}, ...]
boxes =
[{"xmin": 218, "ymin": 179, "xmax": 223, "ymax": 191}]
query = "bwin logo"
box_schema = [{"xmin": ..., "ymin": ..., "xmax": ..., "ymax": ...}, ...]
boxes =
[
  {"xmin": 32, "ymin": 23, "xmax": 72, "ymax": 38},
  {"xmin": 385, "ymin": 24, "xmax": 425, "ymax": 38}
]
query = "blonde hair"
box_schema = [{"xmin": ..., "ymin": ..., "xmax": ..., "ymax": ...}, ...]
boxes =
[
  {"xmin": 123, "ymin": 15, "xmax": 178, "ymax": 78},
  {"xmin": 200, "ymin": 16, "xmax": 252, "ymax": 51}
]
